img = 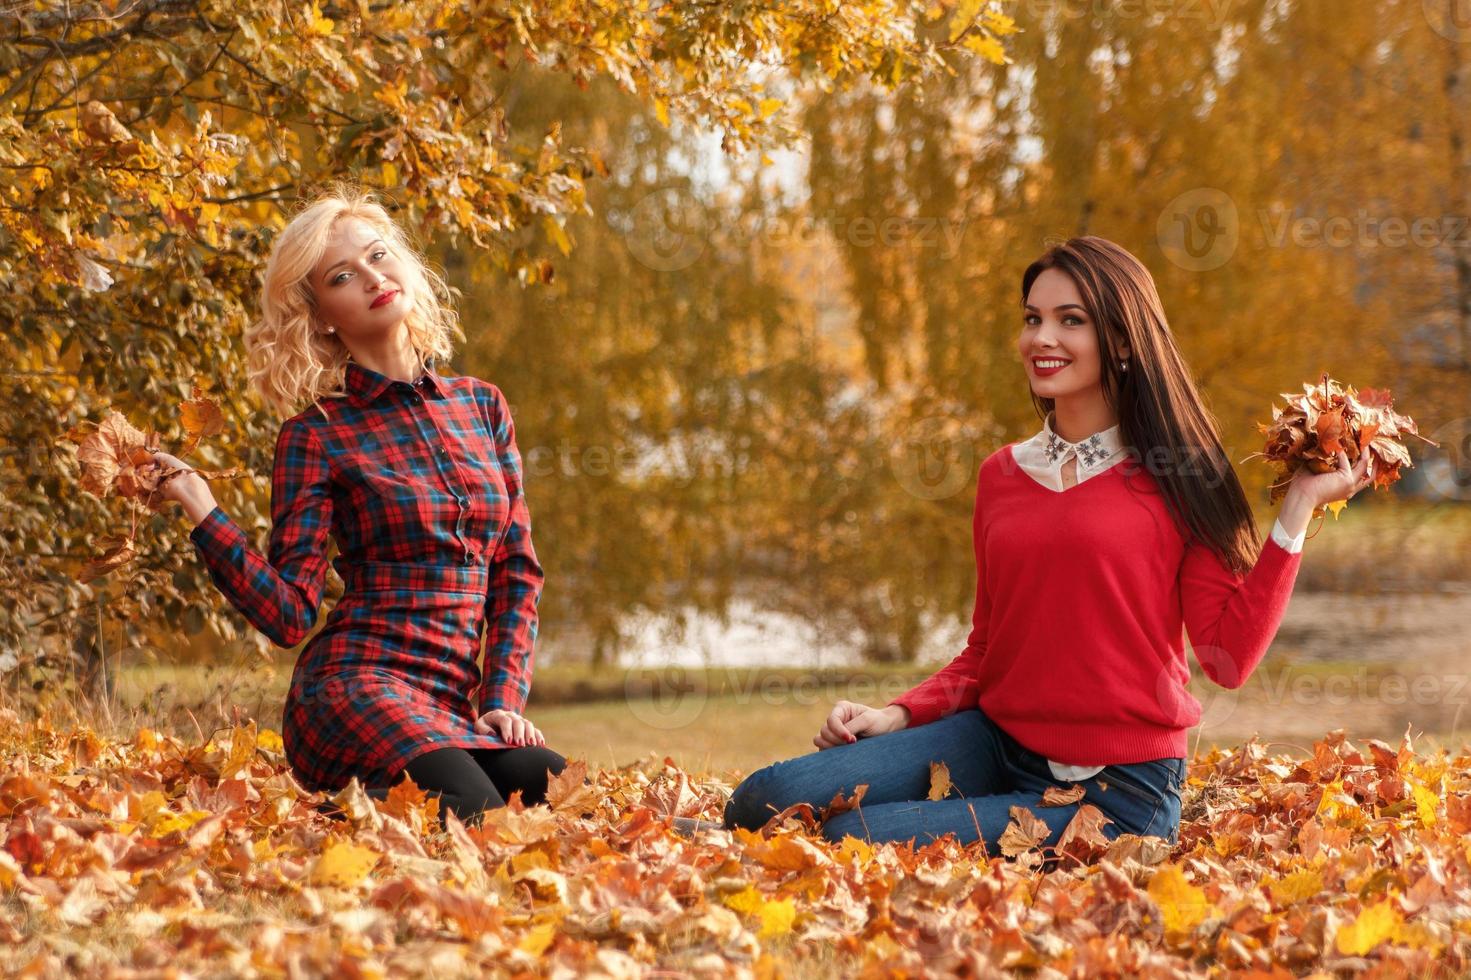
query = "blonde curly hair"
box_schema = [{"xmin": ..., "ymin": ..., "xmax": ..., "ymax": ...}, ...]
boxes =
[{"xmin": 245, "ymin": 185, "xmax": 462, "ymax": 420}]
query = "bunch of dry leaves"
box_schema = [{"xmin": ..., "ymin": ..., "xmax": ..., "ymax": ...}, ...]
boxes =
[
  {"xmin": 68, "ymin": 385, "xmax": 240, "ymax": 583},
  {"xmin": 2, "ymin": 707, "xmax": 1467, "ymax": 977},
  {"xmin": 1249, "ymin": 373, "xmax": 1436, "ymax": 520}
]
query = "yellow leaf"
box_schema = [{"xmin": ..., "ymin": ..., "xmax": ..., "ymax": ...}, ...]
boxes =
[
  {"xmin": 1317, "ymin": 778, "xmax": 1368, "ymax": 828},
  {"xmin": 511, "ymin": 848, "xmax": 552, "ymax": 874},
  {"xmin": 133, "ymin": 789, "xmax": 167, "ymax": 821},
  {"xmin": 517, "ymin": 922, "xmax": 557, "ymax": 955},
  {"xmin": 1266, "ymin": 868, "xmax": 1323, "ymax": 906},
  {"xmin": 756, "ymin": 898, "xmax": 795, "ymax": 938},
  {"xmin": 723, "ymin": 885, "xmax": 762, "ymax": 914},
  {"xmin": 1336, "ymin": 899, "xmax": 1402, "ymax": 956},
  {"xmin": 1410, "ymin": 779, "xmax": 1439, "ymax": 827},
  {"xmin": 653, "ymin": 98, "xmax": 670, "ymax": 128},
  {"xmin": 257, "ymin": 728, "xmax": 284, "ymax": 753},
  {"xmin": 307, "ymin": 2, "xmax": 334, "ymax": 35},
  {"xmin": 1325, "ymin": 498, "xmax": 1348, "ymax": 519},
  {"xmin": 221, "ymin": 722, "xmax": 256, "ymax": 779},
  {"xmin": 835, "ymin": 836, "xmax": 873, "ymax": 867},
  {"xmin": 0, "ymin": 851, "xmax": 23, "ymax": 889},
  {"xmin": 724, "ymin": 886, "xmax": 796, "ymax": 937},
  {"xmin": 310, "ymin": 840, "xmax": 381, "ymax": 888},
  {"xmin": 948, "ymin": 0, "xmax": 985, "ymax": 40},
  {"xmin": 1147, "ymin": 863, "xmax": 1211, "ymax": 936},
  {"xmin": 984, "ymin": 10, "xmax": 1021, "ymax": 36},
  {"xmin": 758, "ymin": 97, "xmax": 782, "ymax": 119},
  {"xmin": 962, "ymin": 34, "xmax": 1006, "ymax": 63},
  {"xmin": 150, "ymin": 809, "xmax": 211, "ymax": 838},
  {"xmin": 543, "ymin": 215, "xmax": 572, "ymax": 256}
]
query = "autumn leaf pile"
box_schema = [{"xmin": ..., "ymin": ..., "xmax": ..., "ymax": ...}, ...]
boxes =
[
  {"xmin": 2, "ymin": 710, "xmax": 1469, "ymax": 978},
  {"xmin": 1251, "ymin": 373, "xmax": 1436, "ymax": 520}
]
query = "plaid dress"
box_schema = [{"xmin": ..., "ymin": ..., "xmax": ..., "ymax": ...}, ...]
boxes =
[{"xmin": 188, "ymin": 355, "xmax": 543, "ymax": 793}]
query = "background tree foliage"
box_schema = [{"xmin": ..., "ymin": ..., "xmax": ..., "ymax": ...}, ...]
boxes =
[
  {"xmin": 471, "ymin": 0, "xmax": 1471, "ymax": 665},
  {"xmin": 0, "ymin": 0, "xmax": 1016, "ymax": 685},
  {"xmin": 5, "ymin": 0, "xmax": 1467, "ymax": 690}
]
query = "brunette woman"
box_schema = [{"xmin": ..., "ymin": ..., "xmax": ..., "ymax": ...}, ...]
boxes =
[
  {"xmin": 152, "ymin": 187, "xmax": 567, "ymax": 827},
  {"xmin": 724, "ymin": 236, "xmax": 1372, "ymax": 855}
]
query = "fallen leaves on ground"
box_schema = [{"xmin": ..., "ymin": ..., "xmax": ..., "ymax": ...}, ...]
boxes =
[{"xmin": 1, "ymin": 709, "xmax": 1467, "ymax": 977}]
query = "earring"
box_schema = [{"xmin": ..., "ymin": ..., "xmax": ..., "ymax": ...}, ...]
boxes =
[
  {"xmin": 1120, "ymin": 359, "xmax": 1128, "ymax": 371},
  {"xmin": 326, "ymin": 326, "xmax": 335, "ymax": 334}
]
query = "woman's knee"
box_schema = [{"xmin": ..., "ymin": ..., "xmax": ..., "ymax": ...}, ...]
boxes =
[
  {"xmin": 402, "ymin": 746, "xmax": 506, "ymax": 820},
  {"xmin": 481, "ymin": 745, "xmax": 568, "ymax": 805},
  {"xmin": 819, "ymin": 810, "xmax": 866, "ymax": 844},
  {"xmin": 723, "ymin": 766, "xmax": 766, "ymax": 830},
  {"xmin": 724, "ymin": 763, "xmax": 797, "ymax": 830}
]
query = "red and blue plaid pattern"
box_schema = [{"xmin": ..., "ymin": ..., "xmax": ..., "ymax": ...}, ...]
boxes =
[{"xmin": 188, "ymin": 355, "xmax": 543, "ymax": 792}]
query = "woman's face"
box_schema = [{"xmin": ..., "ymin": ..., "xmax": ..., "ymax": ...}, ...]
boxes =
[
  {"xmin": 1018, "ymin": 266, "xmax": 1126, "ymax": 399},
  {"xmin": 309, "ymin": 215, "xmax": 412, "ymax": 340}
]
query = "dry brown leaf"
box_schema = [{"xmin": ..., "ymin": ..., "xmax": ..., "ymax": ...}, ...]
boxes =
[
  {"xmin": 545, "ymin": 758, "xmax": 599, "ymax": 814},
  {"xmin": 927, "ymin": 760, "xmax": 952, "ymax": 801},
  {"xmin": 78, "ymin": 535, "xmax": 136, "ymax": 584},
  {"xmin": 71, "ymin": 395, "xmax": 241, "ymax": 580},
  {"xmin": 1040, "ymin": 782, "xmax": 1087, "ymax": 806},
  {"xmin": 178, "ymin": 382, "xmax": 225, "ymax": 457},
  {"xmin": 820, "ymin": 782, "xmax": 868, "ymax": 821},
  {"xmin": 1052, "ymin": 803, "xmax": 1114, "ymax": 866},
  {"xmin": 998, "ymin": 804, "xmax": 1052, "ymax": 857},
  {"xmin": 76, "ymin": 411, "xmax": 148, "ymax": 497},
  {"xmin": 80, "ymin": 100, "xmax": 134, "ymax": 143},
  {"xmin": 1247, "ymin": 372, "xmax": 1437, "ymax": 517}
]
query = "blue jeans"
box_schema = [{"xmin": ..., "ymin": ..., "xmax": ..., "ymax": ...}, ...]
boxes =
[{"xmin": 724, "ymin": 708, "xmax": 1184, "ymax": 858}]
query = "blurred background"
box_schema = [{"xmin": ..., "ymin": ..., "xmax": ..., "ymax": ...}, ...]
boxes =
[{"xmin": 4, "ymin": 0, "xmax": 1469, "ymax": 775}]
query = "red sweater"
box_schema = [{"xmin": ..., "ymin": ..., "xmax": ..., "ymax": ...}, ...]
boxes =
[{"xmin": 889, "ymin": 443, "xmax": 1302, "ymax": 764}]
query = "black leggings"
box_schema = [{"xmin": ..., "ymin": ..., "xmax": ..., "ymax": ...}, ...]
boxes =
[{"xmin": 387, "ymin": 744, "xmax": 569, "ymax": 826}]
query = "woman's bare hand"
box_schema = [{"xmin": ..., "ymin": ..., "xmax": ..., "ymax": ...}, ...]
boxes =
[
  {"xmin": 474, "ymin": 708, "xmax": 546, "ymax": 747},
  {"xmin": 146, "ymin": 449, "xmax": 218, "ymax": 524},
  {"xmin": 814, "ymin": 700, "xmax": 909, "ymax": 750},
  {"xmin": 1287, "ymin": 447, "xmax": 1374, "ymax": 509}
]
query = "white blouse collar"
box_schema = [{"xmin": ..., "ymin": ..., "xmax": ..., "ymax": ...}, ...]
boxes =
[{"xmin": 1014, "ymin": 409, "xmax": 1128, "ymax": 477}]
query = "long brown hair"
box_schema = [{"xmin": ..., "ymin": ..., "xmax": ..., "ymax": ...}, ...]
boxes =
[{"xmin": 1021, "ymin": 236, "xmax": 1261, "ymax": 575}]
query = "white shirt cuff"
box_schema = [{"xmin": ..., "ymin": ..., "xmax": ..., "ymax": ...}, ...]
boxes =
[{"xmin": 1270, "ymin": 516, "xmax": 1305, "ymax": 554}]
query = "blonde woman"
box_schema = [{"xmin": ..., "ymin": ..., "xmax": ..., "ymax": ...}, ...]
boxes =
[{"xmin": 151, "ymin": 187, "xmax": 566, "ymax": 826}]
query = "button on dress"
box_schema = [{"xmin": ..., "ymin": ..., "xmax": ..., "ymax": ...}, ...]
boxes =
[{"xmin": 188, "ymin": 355, "xmax": 543, "ymax": 793}]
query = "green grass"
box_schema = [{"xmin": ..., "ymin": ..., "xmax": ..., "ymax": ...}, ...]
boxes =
[{"xmin": 530, "ymin": 694, "xmax": 833, "ymax": 780}]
